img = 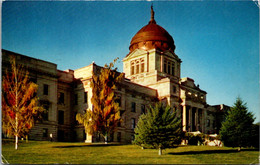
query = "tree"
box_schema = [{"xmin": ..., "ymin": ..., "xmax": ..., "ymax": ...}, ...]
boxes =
[
  {"xmin": 134, "ymin": 102, "xmax": 183, "ymax": 155},
  {"xmin": 220, "ymin": 97, "xmax": 255, "ymax": 151},
  {"xmin": 2, "ymin": 56, "xmax": 44, "ymax": 150},
  {"xmin": 76, "ymin": 58, "xmax": 124, "ymax": 143},
  {"xmin": 76, "ymin": 110, "xmax": 94, "ymax": 142},
  {"xmin": 251, "ymin": 123, "xmax": 259, "ymax": 148}
]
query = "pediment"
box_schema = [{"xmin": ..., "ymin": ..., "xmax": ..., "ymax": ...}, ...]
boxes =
[
  {"xmin": 163, "ymin": 50, "xmax": 181, "ymax": 61},
  {"xmin": 123, "ymin": 49, "xmax": 147, "ymax": 61}
]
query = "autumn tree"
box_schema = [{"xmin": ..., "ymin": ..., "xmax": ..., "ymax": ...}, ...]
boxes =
[
  {"xmin": 76, "ymin": 109, "xmax": 93, "ymax": 142},
  {"xmin": 134, "ymin": 103, "xmax": 183, "ymax": 155},
  {"xmin": 2, "ymin": 56, "xmax": 44, "ymax": 150},
  {"xmin": 76, "ymin": 58, "xmax": 124, "ymax": 143},
  {"xmin": 220, "ymin": 97, "xmax": 255, "ymax": 151}
]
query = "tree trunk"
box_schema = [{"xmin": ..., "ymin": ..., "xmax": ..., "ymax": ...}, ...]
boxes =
[
  {"xmin": 105, "ymin": 135, "xmax": 108, "ymax": 144},
  {"xmin": 158, "ymin": 147, "xmax": 162, "ymax": 155},
  {"xmin": 15, "ymin": 114, "xmax": 18, "ymax": 150},
  {"xmin": 15, "ymin": 135, "xmax": 18, "ymax": 150},
  {"xmin": 26, "ymin": 135, "xmax": 28, "ymax": 143}
]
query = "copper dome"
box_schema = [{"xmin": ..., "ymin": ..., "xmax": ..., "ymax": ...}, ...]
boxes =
[{"xmin": 129, "ymin": 6, "xmax": 176, "ymax": 52}]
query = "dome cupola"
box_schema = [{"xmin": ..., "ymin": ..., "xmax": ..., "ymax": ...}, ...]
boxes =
[{"xmin": 129, "ymin": 6, "xmax": 176, "ymax": 52}]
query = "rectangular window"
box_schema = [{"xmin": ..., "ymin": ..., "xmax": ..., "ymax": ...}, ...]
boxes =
[
  {"xmin": 207, "ymin": 119, "xmax": 210, "ymax": 127},
  {"xmin": 84, "ymin": 92, "xmax": 88, "ymax": 103},
  {"xmin": 131, "ymin": 102, "xmax": 136, "ymax": 112},
  {"xmin": 74, "ymin": 94, "xmax": 78, "ymax": 105},
  {"xmin": 43, "ymin": 84, "xmax": 49, "ymax": 95},
  {"xmin": 43, "ymin": 105, "xmax": 49, "ymax": 121},
  {"xmin": 58, "ymin": 110, "xmax": 64, "ymax": 125},
  {"xmin": 173, "ymin": 86, "xmax": 177, "ymax": 93},
  {"xmin": 168, "ymin": 62, "xmax": 171, "ymax": 74},
  {"xmin": 171, "ymin": 62, "xmax": 175, "ymax": 76},
  {"xmin": 58, "ymin": 92, "xmax": 64, "ymax": 104},
  {"xmin": 141, "ymin": 104, "xmax": 145, "ymax": 114},
  {"xmin": 110, "ymin": 132, "xmax": 114, "ymax": 142},
  {"xmin": 131, "ymin": 118, "xmax": 136, "ymax": 129},
  {"xmin": 116, "ymin": 96, "xmax": 121, "ymax": 107},
  {"xmin": 117, "ymin": 132, "xmax": 121, "ymax": 142},
  {"xmin": 164, "ymin": 60, "xmax": 167, "ymax": 73},
  {"xmin": 43, "ymin": 128, "xmax": 48, "ymax": 138},
  {"xmin": 118, "ymin": 120, "xmax": 121, "ymax": 127}
]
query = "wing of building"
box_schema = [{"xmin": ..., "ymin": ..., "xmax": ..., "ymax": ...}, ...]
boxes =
[{"xmin": 2, "ymin": 7, "xmax": 229, "ymax": 143}]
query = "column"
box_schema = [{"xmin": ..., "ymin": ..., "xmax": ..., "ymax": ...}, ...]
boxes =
[
  {"xmin": 189, "ymin": 107, "xmax": 192, "ymax": 132},
  {"xmin": 202, "ymin": 109, "xmax": 207, "ymax": 133},
  {"xmin": 182, "ymin": 105, "xmax": 186, "ymax": 131},
  {"xmin": 85, "ymin": 133, "xmax": 92, "ymax": 143},
  {"xmin": 160, "ymin": 55, "xmax": 164, "ymax": 72},
  {"xmin": 196, "ymin": 108, "xmax": 199, "ymax": 131}
]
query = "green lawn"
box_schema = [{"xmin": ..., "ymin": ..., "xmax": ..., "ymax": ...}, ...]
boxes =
[{"xmin": 2, "ymin": 139, "xmax": 259, "ymax": 164}]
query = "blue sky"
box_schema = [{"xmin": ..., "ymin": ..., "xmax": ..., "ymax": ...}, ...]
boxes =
[{"xmin": 2, "ymin": 1, "xmax": 259, "ymax": 122}]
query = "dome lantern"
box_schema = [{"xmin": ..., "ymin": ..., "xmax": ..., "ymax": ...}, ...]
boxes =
[{"xmin": 129, "ymin": 6, "xmax": 176, "ymax": 53}]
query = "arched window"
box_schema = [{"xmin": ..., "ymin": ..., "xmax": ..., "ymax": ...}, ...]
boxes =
[
  {"xmin": 140, "ymin": 58, "xmax": 145, "ymax": 73},
  {"xmin": 136, "ymin": 60, "xmax": 140, "ymax": 74},
  {"xmin": 131, "ymin": 61, "xmax": 135, "ymax": 75}
]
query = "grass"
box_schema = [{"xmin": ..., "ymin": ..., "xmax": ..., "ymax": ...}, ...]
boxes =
[{"xmin": 2, "ymin": 139, "xmax": 259, "ymax": 164}]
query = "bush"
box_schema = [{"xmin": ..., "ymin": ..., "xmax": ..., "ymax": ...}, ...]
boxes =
[{"xmin": 184, "ymin": 132, "xmax": 206, "ymax": 145}]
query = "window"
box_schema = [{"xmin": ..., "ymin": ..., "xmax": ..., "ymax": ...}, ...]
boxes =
[
  {"xmin": 131, "ymin": 102, "xmax": 136, "ymax": 112},
  {"xmin": 131, "ymin": 118, "xmax": 136, "ymax": 129},
  {"xmin": 171, "ymin": 62, "xmax": 175, "ymax": 76},
  {"xmin": 136, "ymin": 61, "xmax": 140, "ymax": 74},
  {"xmin": 43, "ymin": 84, "xmax": 49, "ymax": 95},
  {"xmin": 141, "ymin": 59, "xmax": 145, "ymax": 73},
  {"xmin": 58, "ymin": 110, "xmax": 64, "ymax": 125},
  {"xmin": 74, "ymin": 94, "xmax": 78, "ymax": 105},
  {"xmin": 43, "ymin": 105, "xmax": 49, "ymax": 121},
  {"xmin": 43, "ymin": 128, "xmax": 48, "ymax": 138},
  {"xmin": 117, "ymin": 132, "xmax": 121, "ymax": 142},
  {"xmin": 168, "ymin": 62, "xmax": 171, "ymax": 74},
  {"xmin": 164, "ymin": 60, "xmax": 167, "ymax": 73},
  {"xmin": 83, "ymin": 130, "xmax": 87, "ymax": 141},
  {"xmin": 84, "ymin": 92, "xmax": 88, "ymax": 103},
  {"xmin": 207, "ymin": 119, "xmax": 210, "ymax": 127},
  {"xmin": 118, "ymin": 120, "xmax": 121, "ymax": 127},
  {"xmin": 141, "ymin": 104, "xmax": 145, "ymax": 114},
  {"xmin": 58, "ymin": 92, "xmax": 64, "ymax": 104},
  {"xmin": 173, "ymin": 86, "xmax": 177, "ymax": 93},
  {"xmin": 131, "ymin": 62, "xmax": 135, "ymax": 75},
  {"xmin": 116, "ymin": 96, "xmax": 121, "ymax": 107},
  {"xmin": 110, "ymin": 132, "xmax": 114, "ymax": 142}
]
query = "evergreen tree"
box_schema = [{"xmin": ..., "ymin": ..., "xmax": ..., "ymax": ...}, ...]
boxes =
[
  {"xmin": 76, "ymin": 58, "xmax": 124, "ymax": 143},
  {"xmin": 2, "ymin": 56, "xmax": 44, "ymax": 150},
  {"xmin": 220, "ymin": 97, "xmax": 255, "ymax": 151},
  {"xmin": 134, "ymin": 103, "xmax": 182, "ymax": 155},
  {"xmin": 251, "ymin": 123, "xmax": 259, "ymax": 148}
]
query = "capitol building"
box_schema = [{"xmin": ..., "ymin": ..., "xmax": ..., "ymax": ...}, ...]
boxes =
[{"xmin": 2, "ymin": 7, "xmax": 228, "ymax": 143}]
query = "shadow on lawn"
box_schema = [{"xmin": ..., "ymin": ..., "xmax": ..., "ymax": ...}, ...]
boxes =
[
  {"xmin": 168, "ymin": 148, "xmax": 258, "ymax": 155},
  {"xmin": 52, "ymin": 143, "xmax": 122, "ymax": 148}
]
